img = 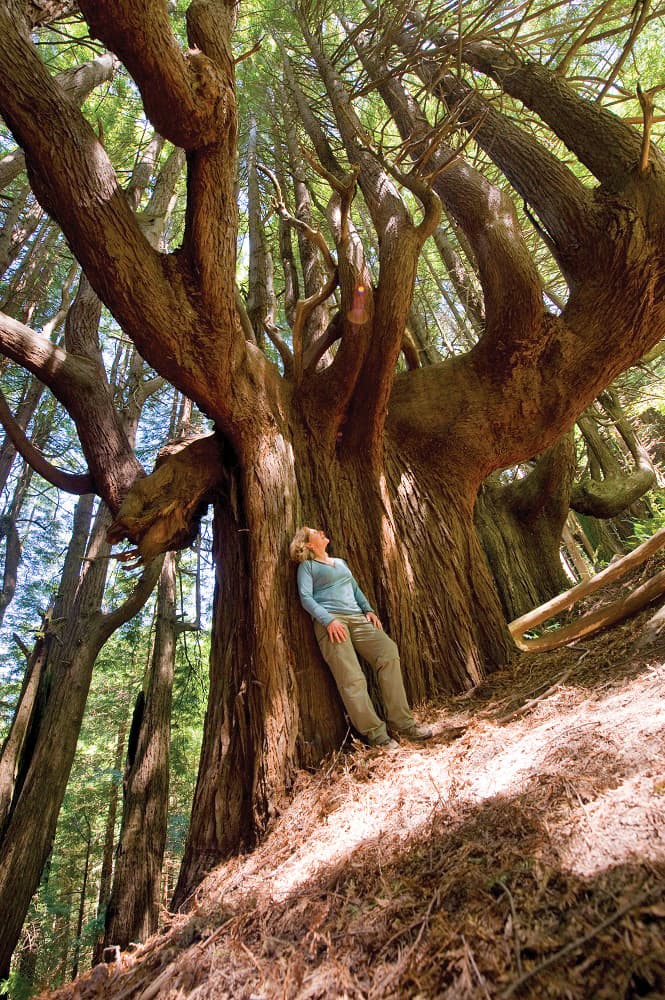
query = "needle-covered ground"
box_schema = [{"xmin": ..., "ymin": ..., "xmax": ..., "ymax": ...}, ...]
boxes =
[{"xmin": 44, "ymin": 594, "xmax": 665, "ymax": 999}]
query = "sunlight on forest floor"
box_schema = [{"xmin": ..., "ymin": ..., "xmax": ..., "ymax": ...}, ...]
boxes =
[{"xmin": 44, "ymin": 607, "xmax": 665, "ymax": 1000}]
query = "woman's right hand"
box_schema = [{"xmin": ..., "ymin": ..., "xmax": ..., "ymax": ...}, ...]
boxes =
[{"xmin": 327, "ymin": 620, "xmax": 347, "ymax": 643}]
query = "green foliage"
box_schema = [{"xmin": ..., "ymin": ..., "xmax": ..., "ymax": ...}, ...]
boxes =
[{"xmin": 629, "ymin": 490, "xmax": 665, "ymax": 544}]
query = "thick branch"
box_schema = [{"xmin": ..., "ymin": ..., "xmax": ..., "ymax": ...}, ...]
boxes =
[
  {"xmin": 0, "ymin": 310, "xmax": 98, "ymax": 395},
  {"xmin": 0, "ymin": 50, "xmax": 117, "ymax": 190},
  {"xmin": 372, "ymin": 67, "xmax": 542, "ymax": 350},
  {"xmin": 79, "ymin": 0, "xmax": 231, "ymax": 150},
  {"xmin": 423, "ymin": 66, "xmax": 593, "ymax": 277},
  {"xmin": 0, "ymin": 10, "xmax": 196, "ymax": 387},
  {"xmin": 419, "ymin": 23, "xmax": 653, "ymax": 185},
  {"xmin": 0, "ymin": 308, "xmax": 143, "ymax": 509},
  {"xmin": 571, "ymin": 461, "xmax": 656, "ymax": 518},
  {"xmin": 503, "ymin": 432, "xmax": 577, "ymax": 521},
  {"xmin": 98, "ymin": 555, "xmax": 164, "ymax": 638}
]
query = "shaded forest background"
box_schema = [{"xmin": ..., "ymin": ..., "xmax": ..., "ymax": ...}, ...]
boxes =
[{"xmin": 0, "ymin": 0, "xmax": 664, "ymax": 994}]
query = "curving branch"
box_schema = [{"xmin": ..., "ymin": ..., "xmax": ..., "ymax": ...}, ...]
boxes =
[
  {"xmin": 0, "ymin": 52, "xmax": 117, "ymax": 193},
  {"xmin": 411, "ymin": 17, "xmax": 653, "ymax": 185},
  {"xmin": 98, "ymin": 555, "xmax": 164, "ymax": 639},
  {"xmin": 419, "ymin": 64, "xmax": 594, "ymax": 278},
  {"xmin": 370, "ymin": 63, "xmax": 542, "ymax": 350},
  {"xmin": 572, "ymin": 391, "xmax": 657, "ymax": 518},
  {"xmin": 79, "ymin": 0, "xmax": 232, "ymax": 151},
  {"xmin": 0, "ymin": 389, "xmax": 93, "ymax": 495},
  {"xmin": 0, "ymin": 308, "xmax": 144, "ymax": 510}
]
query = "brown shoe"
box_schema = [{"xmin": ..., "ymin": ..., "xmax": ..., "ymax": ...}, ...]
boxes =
[
  {"xmin": 399, "ymin": 723, "xmax": 433, "ymax": 741},
  {"xmin": 370, "ymin": 735, "xmax": 399, "ymax": 751}
]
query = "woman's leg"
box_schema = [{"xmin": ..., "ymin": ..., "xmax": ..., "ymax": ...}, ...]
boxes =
[
  {"xmin": 346, "ymin": 616, "xmax": 414, "ymax": 731},
  {"xmin": 314, "ymin": 619, "xmax": 388, "ymax": 743}
]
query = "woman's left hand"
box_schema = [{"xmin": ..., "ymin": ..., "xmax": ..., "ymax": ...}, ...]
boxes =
[{"xmin": 366, "ymin": 612, "xmax": 383, "ymax": 630}]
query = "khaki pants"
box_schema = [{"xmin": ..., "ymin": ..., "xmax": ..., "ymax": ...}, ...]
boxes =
[{"xmin": 314, "ymin": 614, "xmax": 414, "ymax": 744}]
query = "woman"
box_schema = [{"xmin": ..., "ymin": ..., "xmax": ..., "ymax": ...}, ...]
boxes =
[{"xmin": 290, "ymin": 526, "xmax": 432, "ymax": 749}]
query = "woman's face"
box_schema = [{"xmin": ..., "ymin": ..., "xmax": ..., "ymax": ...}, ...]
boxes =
[{"xmin": 307, "ymin": 528, "xmax": 329, "ymax": 553}]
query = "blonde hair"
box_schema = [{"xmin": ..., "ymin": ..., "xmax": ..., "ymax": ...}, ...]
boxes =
[{"xmin": 290, "ymin": 526, "xmax": 312, "ymax": 563}]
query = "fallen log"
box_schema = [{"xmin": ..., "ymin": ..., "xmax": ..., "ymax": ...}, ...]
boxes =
[{"xmin": 509, "ymin": 526, "xmax": 665, "ymax": 653}]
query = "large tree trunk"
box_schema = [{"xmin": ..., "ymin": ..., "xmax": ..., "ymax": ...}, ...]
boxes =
[
  {"xmin": 91, "ymin": 712, "xmax": 128, "ymax": 966},
  {"xmin": 173, "ymin": 415, "xmax": 513, "ymax": 905},
  {"xmin": 475, "ymin": 435, "xmax": 577, "ymax": 620}
]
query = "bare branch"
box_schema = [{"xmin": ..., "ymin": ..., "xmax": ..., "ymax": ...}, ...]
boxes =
[
  {"xmin": 99, "ymin": 556, "xmax": 164, "ymax": 637},
  {"xmin": 509, "ymin": 525, "xmax": 665, "ymax": 649},
  {"xmin": 294, "ymin": 268, "xmax": 340, "ymax": 381},
  {"xmin": 0, "ymin": 10, "xmax": 188, "ymax": 375},
  {"xmin": 637, "ymin": 83, "xmax": 665, "ymax": 173},
  {"xmin": 0, "ymin": 388, "xmax": 93, "ymax": 495},
  {"xmin": 259, "ymin": 161, "xmax": 337, "ymax": 273}
]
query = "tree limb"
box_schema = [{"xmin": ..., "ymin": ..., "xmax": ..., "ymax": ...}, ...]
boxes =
[
  {"xmin": 79, "ymin": 0, "xmax": 231, "ymax": 151},
  {"xmin": 0, "ymin": 388, "xmax": 93, "ymax": 495},
  {"xmin": 0, "ymin": 310, "xmax": 97, "ymax": 396},
  {"xmin": 371, "ymin": 67, "xmax": 542, "ymax": 351},
  {"xmin": 98, "ymin": 555, "xmax": 164, "ymax": 639},
  {"xmin": 509, "ymin": 525, "xmax": 665, "ymax": 650},
  {"xmin": 0, "ymin": 9, "xmax": 191, "ymax": 386},
  {"xmin": 422, "ymin": 65, "xmax": 593, "ymax": 276},
  {"xmin": 413, "ymin": 18, "xmax": 653, "ymax": 184}
]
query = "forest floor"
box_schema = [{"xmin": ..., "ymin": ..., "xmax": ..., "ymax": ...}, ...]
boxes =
[{"xmin": 44, "ymin": 578, "xmax": 665, "ymax": 999}]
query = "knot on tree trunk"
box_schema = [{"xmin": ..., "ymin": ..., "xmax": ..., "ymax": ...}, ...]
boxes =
[{"xmin": 107, "ymin": 434, "xmax": 225, "ymax": 561}]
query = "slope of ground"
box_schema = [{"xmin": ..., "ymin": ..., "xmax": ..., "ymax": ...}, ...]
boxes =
[{"xmin": 44, "ymin": 603, "xmax": 665, "ymax": 999}]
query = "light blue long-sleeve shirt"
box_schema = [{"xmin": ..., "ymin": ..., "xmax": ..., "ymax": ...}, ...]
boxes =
[{"xmin": 296, "ymin": 558, "xmax": 373, "ymax": 627}]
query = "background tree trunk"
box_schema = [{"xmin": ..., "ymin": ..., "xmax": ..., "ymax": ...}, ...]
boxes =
[
  {"xmin": 103, "ymin": 552, "xmax": 177, "ymax": 950},
  {"xmin": 475, "ymin": 435, "xmax": 577, "ymax": 619}
]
